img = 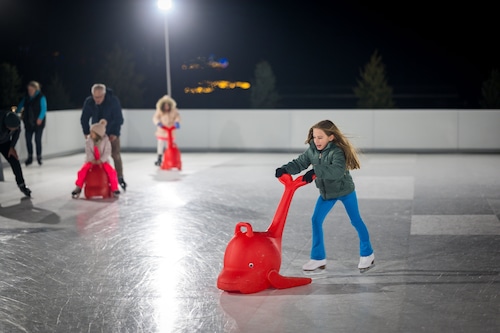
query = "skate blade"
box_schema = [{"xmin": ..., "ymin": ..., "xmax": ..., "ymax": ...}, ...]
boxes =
[
  {"xmin": 303, "ymin": 265, "xmax": 326, "ymax": 275},
  {"xmin": 359, "ymin": 262, "xmax": 375, "ymax": 273}
]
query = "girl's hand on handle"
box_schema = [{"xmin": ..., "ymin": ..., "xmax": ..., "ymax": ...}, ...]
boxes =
[
  {"xmin": 275, "ymin": 167, "xmax": 287, "ymax": 178},
  {"xmin": 302, "ymin": 169, "xmax": 315, "ymax": 183}
]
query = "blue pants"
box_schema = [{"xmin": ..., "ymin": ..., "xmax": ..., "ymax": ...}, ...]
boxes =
[{"xmin": 310, "ymin": 191, "xmax": 373, "ymax": 260}]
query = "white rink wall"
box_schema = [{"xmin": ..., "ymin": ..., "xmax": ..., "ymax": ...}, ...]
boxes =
[{"xmin": 12, "ymin": 109, "xmax": 500, "ymax": 160}]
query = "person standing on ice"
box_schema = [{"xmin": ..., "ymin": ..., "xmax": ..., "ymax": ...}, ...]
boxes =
[
  {"xmin": 81, "ymin": 83, "xmax": 126, "ymax": 191},
  {"xmin": 15, "ymin": 80, "xmax": 47, "ymax": 166},
  {"xmin": 274, "ymin": 119, "xmax": 375, "ymax": 273},
  {"xmin": 152, "ymin": 95, "xmax": 181, "ymax": 166}
]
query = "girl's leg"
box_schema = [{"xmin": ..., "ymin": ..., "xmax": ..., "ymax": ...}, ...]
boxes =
[
  {"xmin": 102, "ymin": 163, "xmax": 119, "ymax": 191},
  {"xmin": 157, "ymin": 140, "xmax": 166, "ymax": 154},
  {"xmin": 310, "ymin": 196, "xmax": 336, "ymax": 260},
  {"xmin": 76, "ymin": 162, "xmax": 92, "ymax": 188},
  {"xmin": 340, "ymin": 191, "xmax": 373, "ymax": 256}
]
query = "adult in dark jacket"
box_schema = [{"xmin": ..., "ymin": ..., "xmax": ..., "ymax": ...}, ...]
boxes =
[
  {"xmin": 16, "ymin": 81, "xmax": 47, "ymax": 166},
  {"xmin": 0, "ymin": 109, "xmax": 32, "ymax": 197},
  {"xmin": 80, "ymin": 83, "xmax": 126, "ymax": 190}
]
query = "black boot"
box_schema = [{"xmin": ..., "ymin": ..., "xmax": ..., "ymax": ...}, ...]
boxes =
[
  {"xmin": 37, "ymin": 156, "xmax": 42, "ymax": 165},
  {"xmin": 19, "ymin": 184, "xmax": 32, "ymax": 197},
  {"xmin": 25, "ymin": 156, "xmax": 33, "ymax": 166},
  {"xmin": 118, "ymin": 177, "xmax": 127, "ymax": 191},
  {"xmin": 154, "ymin": 154, "xmax": 162, "ymax": 166}
]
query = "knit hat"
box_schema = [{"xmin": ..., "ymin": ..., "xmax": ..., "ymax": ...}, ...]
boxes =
[
  {"xmin": 90, "ymin": 119, "xmax": 107, "ymax": 137},
  {"xmin": 4, "ymin": 111, "xmax": 20, "ymax": 129}
]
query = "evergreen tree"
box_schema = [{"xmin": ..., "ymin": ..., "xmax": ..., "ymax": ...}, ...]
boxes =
[
  {"xmin": 353, "ymin": 50, "xmax": 395, "ymax": 108},
  {"xmin": 45, "ymin": 74, "xmax": 74, "ymax": 110},
  {"xmin": 0, "ymin": 63, "xmax": 22, "ymax": 109},
  {"xmin": 96, "ymin": 44, "xmax": 145, "ymax": 108},
  {"xmin": 479, "ymin": 68, "xmax": 500, "ymax": 109},
  {"xmin": 250, "ymin": 60, "xmax": 281, "ymax": 108}
]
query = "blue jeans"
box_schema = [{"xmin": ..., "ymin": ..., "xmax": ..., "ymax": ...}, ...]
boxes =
[{"xmin": 310, "ymin": 191, "xmax": 373, "ymax": 260}]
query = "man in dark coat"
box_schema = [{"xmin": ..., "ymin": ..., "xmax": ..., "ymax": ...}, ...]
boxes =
[{"xmin": 80, "ymin": 83, "xmax": 126, "ymax": 190}]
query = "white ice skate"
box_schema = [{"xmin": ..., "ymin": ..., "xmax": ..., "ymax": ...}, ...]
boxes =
[
  {"xmin": 358, "ymin": 253, "xmax": 375, "ymax": 273},
  {"xmin": 302, "ymin": 259, "xmax": 327, "ymax": 271}
]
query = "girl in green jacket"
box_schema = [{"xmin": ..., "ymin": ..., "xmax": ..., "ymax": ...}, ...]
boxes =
[{"xmin": 275, "ymin": 120, "xmax": 374, "ymax": 273}]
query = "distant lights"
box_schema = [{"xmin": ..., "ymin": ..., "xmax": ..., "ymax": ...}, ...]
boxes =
[{"xmin": 184, "ymin": 81, "xmax": 251, "ymax": 94}]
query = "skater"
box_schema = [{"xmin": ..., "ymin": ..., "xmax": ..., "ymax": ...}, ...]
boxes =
[
  {"xmin": 0, "ymin": 110, "xmax": 31, "ymax": 197},
  {"xmin": 72, "ymin": 119, "xmax": 120, "ymax": 199},
  {"xmin": 274, "ymin": 119, "xmax": 374, "ymax": 273},
  {"xmin": 15, "ymin": 80, "xmax": 47, "ymax": 166},
  {"xmin": 81, "ymin": 83, "xmax": 127, "ymax": 191},
  {"xmin": 152, "ymin": 95, "xmax": 180, "ymax": 166}
]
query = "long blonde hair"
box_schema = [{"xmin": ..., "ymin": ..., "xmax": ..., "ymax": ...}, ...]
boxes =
[{"xmin": 305, "ymin": 120, "xmax": 361, "ymax": 170}]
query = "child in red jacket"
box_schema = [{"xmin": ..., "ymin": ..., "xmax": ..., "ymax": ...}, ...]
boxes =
[{"xmin": 71, "ymin": 119, "xmax": 120, "ymax": 198}]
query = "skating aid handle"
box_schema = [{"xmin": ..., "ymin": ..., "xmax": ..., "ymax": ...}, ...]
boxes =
[
  {"xmin": 161, "ymin": 126, "xmax": 176, "ymax": 148},
  {"xmin": 278, "ymin": 173, "xmax": 316, "ymax": 189}
]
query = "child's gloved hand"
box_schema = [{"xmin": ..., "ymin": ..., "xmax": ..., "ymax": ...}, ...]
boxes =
[
  {"xmin": 157, "ymin": 122, "xmax": 163, "ymax": 127},
  {"xmin": 175, "ymin": 122, "xmax": 180, "ymax": 129},
  {"xmin": 302, "ymin": 169, "xmax": 315, "ymax": 183},
  {"xmin": 275, "ymin": 167, "xmax": 287, "ymax": 178}
]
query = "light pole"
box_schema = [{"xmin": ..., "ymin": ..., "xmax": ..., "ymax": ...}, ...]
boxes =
[{"xmin": 158, "ymin": 0, "xmax": 173, "ymax": 97}]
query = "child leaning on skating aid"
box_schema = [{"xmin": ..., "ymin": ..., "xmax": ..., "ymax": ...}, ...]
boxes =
[
  {"xmin": 71, "ymin": 119, "xmax": 120, "ymax": 198},
  {"xmin": 152, "ymin": 95, "xmax": 181, "ymax": 166},
  {"xmin": 275, "ymin": 119, "xmax": 375, "ymax": 273}
]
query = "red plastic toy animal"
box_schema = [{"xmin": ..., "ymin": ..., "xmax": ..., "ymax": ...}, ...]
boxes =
[
  {"xmin": 217, "ymin": 173, "xmax": 314, "ymax": 294},
  {"xmin": 160, "ymin": 125, "xmax": 182, "ymax": 170},
  {"xmin": 84, "ymin": 164, "xmax": 112, "ymax": 199},
  {"xmin": 83, "ymin": 146, "xmax": 112, "ymax": 199}
]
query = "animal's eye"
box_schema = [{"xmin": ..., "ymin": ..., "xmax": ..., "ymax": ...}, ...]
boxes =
[{"xmin": 248, "ymin": 263, "xmax": 254, "ymax": 268}]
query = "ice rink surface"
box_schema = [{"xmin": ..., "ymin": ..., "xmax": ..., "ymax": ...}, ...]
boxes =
[{"xmin": 1, "ymin": 152, "xmax": 499, "ymax": 332}]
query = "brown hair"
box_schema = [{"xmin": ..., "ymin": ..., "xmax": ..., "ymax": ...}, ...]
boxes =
[{"xmin": 305, "ymin": 120, "xmax": 361, "ymax": 170}]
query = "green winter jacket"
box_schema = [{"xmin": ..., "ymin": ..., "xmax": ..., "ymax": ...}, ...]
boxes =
[{"xmin": 281, "ymin": 141, "xmax": 355, "ymax": 200}]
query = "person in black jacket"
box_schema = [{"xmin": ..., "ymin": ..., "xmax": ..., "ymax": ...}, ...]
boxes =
[
  {"xmin": 80, "ymin": 83, "xmax": 126, "ymax": 190},
  {"xmin": 0, "ymin": 109, "xmax": 31, "ymax": 197},
  {"xmin": 16, "ymin": 81, "xmax": 47, "ymax": 166}
]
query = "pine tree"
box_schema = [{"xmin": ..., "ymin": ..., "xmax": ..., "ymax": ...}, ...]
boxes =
[
  {"xmin": 96, "ymin": 44, "xmax": 145, "ymax": 108},
  {"xmin": 250, "ymin": 60, "xmax": 281, "ymax": 108},
  {"xmin": 479, "ymin": 68, "xmax": 500, "ymax": 109},
  {"xmin": 0, "ymin": 63, "xmax": 22, "ymax": 109},
  {"xmin": 353, "ymin": 50, "xmax": 395, "ymax": 108},
  {"xmin": 45, "ymin": 74, "xmax": 74, "ymax": 110}
]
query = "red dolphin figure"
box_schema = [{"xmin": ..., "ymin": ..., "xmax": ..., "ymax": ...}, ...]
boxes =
[
  {"xmin": 217, "ymin": 173, "xmax": 314, "ymax": 294},
  {"xmin": 160, "ymin": 125, "xmax": 182, "ymax": 170},
  {"xmin": 84, "ymin": 146, "xmax": 112, "ymax": 199}
]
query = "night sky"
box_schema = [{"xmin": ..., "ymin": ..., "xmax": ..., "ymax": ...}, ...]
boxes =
[{"xmin": 1, "ymin": 0, "xmax": 498, "ymax": 109}]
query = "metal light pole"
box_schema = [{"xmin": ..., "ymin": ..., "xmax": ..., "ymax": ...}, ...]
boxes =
[{"xmin": 158, "ymin": 0, "xmax": 173, "ymax": 97}]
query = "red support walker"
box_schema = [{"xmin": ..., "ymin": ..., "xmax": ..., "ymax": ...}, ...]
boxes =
[
  {"xmin": 217, "ymin": 173, "xmax": 315, "ymax": 294},
  {"xmin": 160, "ymin": 125, "xmax": 182, "ymax": 170}
]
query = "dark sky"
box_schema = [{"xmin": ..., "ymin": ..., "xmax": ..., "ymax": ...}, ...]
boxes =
[{"xmin": 1, "ymin": 0, "xmax": 498, "ymax": 108}]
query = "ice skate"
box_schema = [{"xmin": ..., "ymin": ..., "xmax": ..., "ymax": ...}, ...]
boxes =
[
  {"xmin": 358, "ymin": 253, "xmax": 375, "ymax": 273},
  {"xmin": 113, "ymin": 190, "xmax": 121, "ymax": 198},
  {"xmin": 71, "ymin": 187, "xmax": 82, "ymax": 199},
  {"xmin": 19, "ymin": 184, "xmax": 31, "ymax": 198},
  {"xmin": 302, "ymin": 259, "xmax": 327, "ymax": 271},
  {"xmin": 118, "ymin": 177, "xmax": 127, "ymax": 191},
  {"xmin": 154, "ymin": 154, "xmax": 162, "ymax": 166}
]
